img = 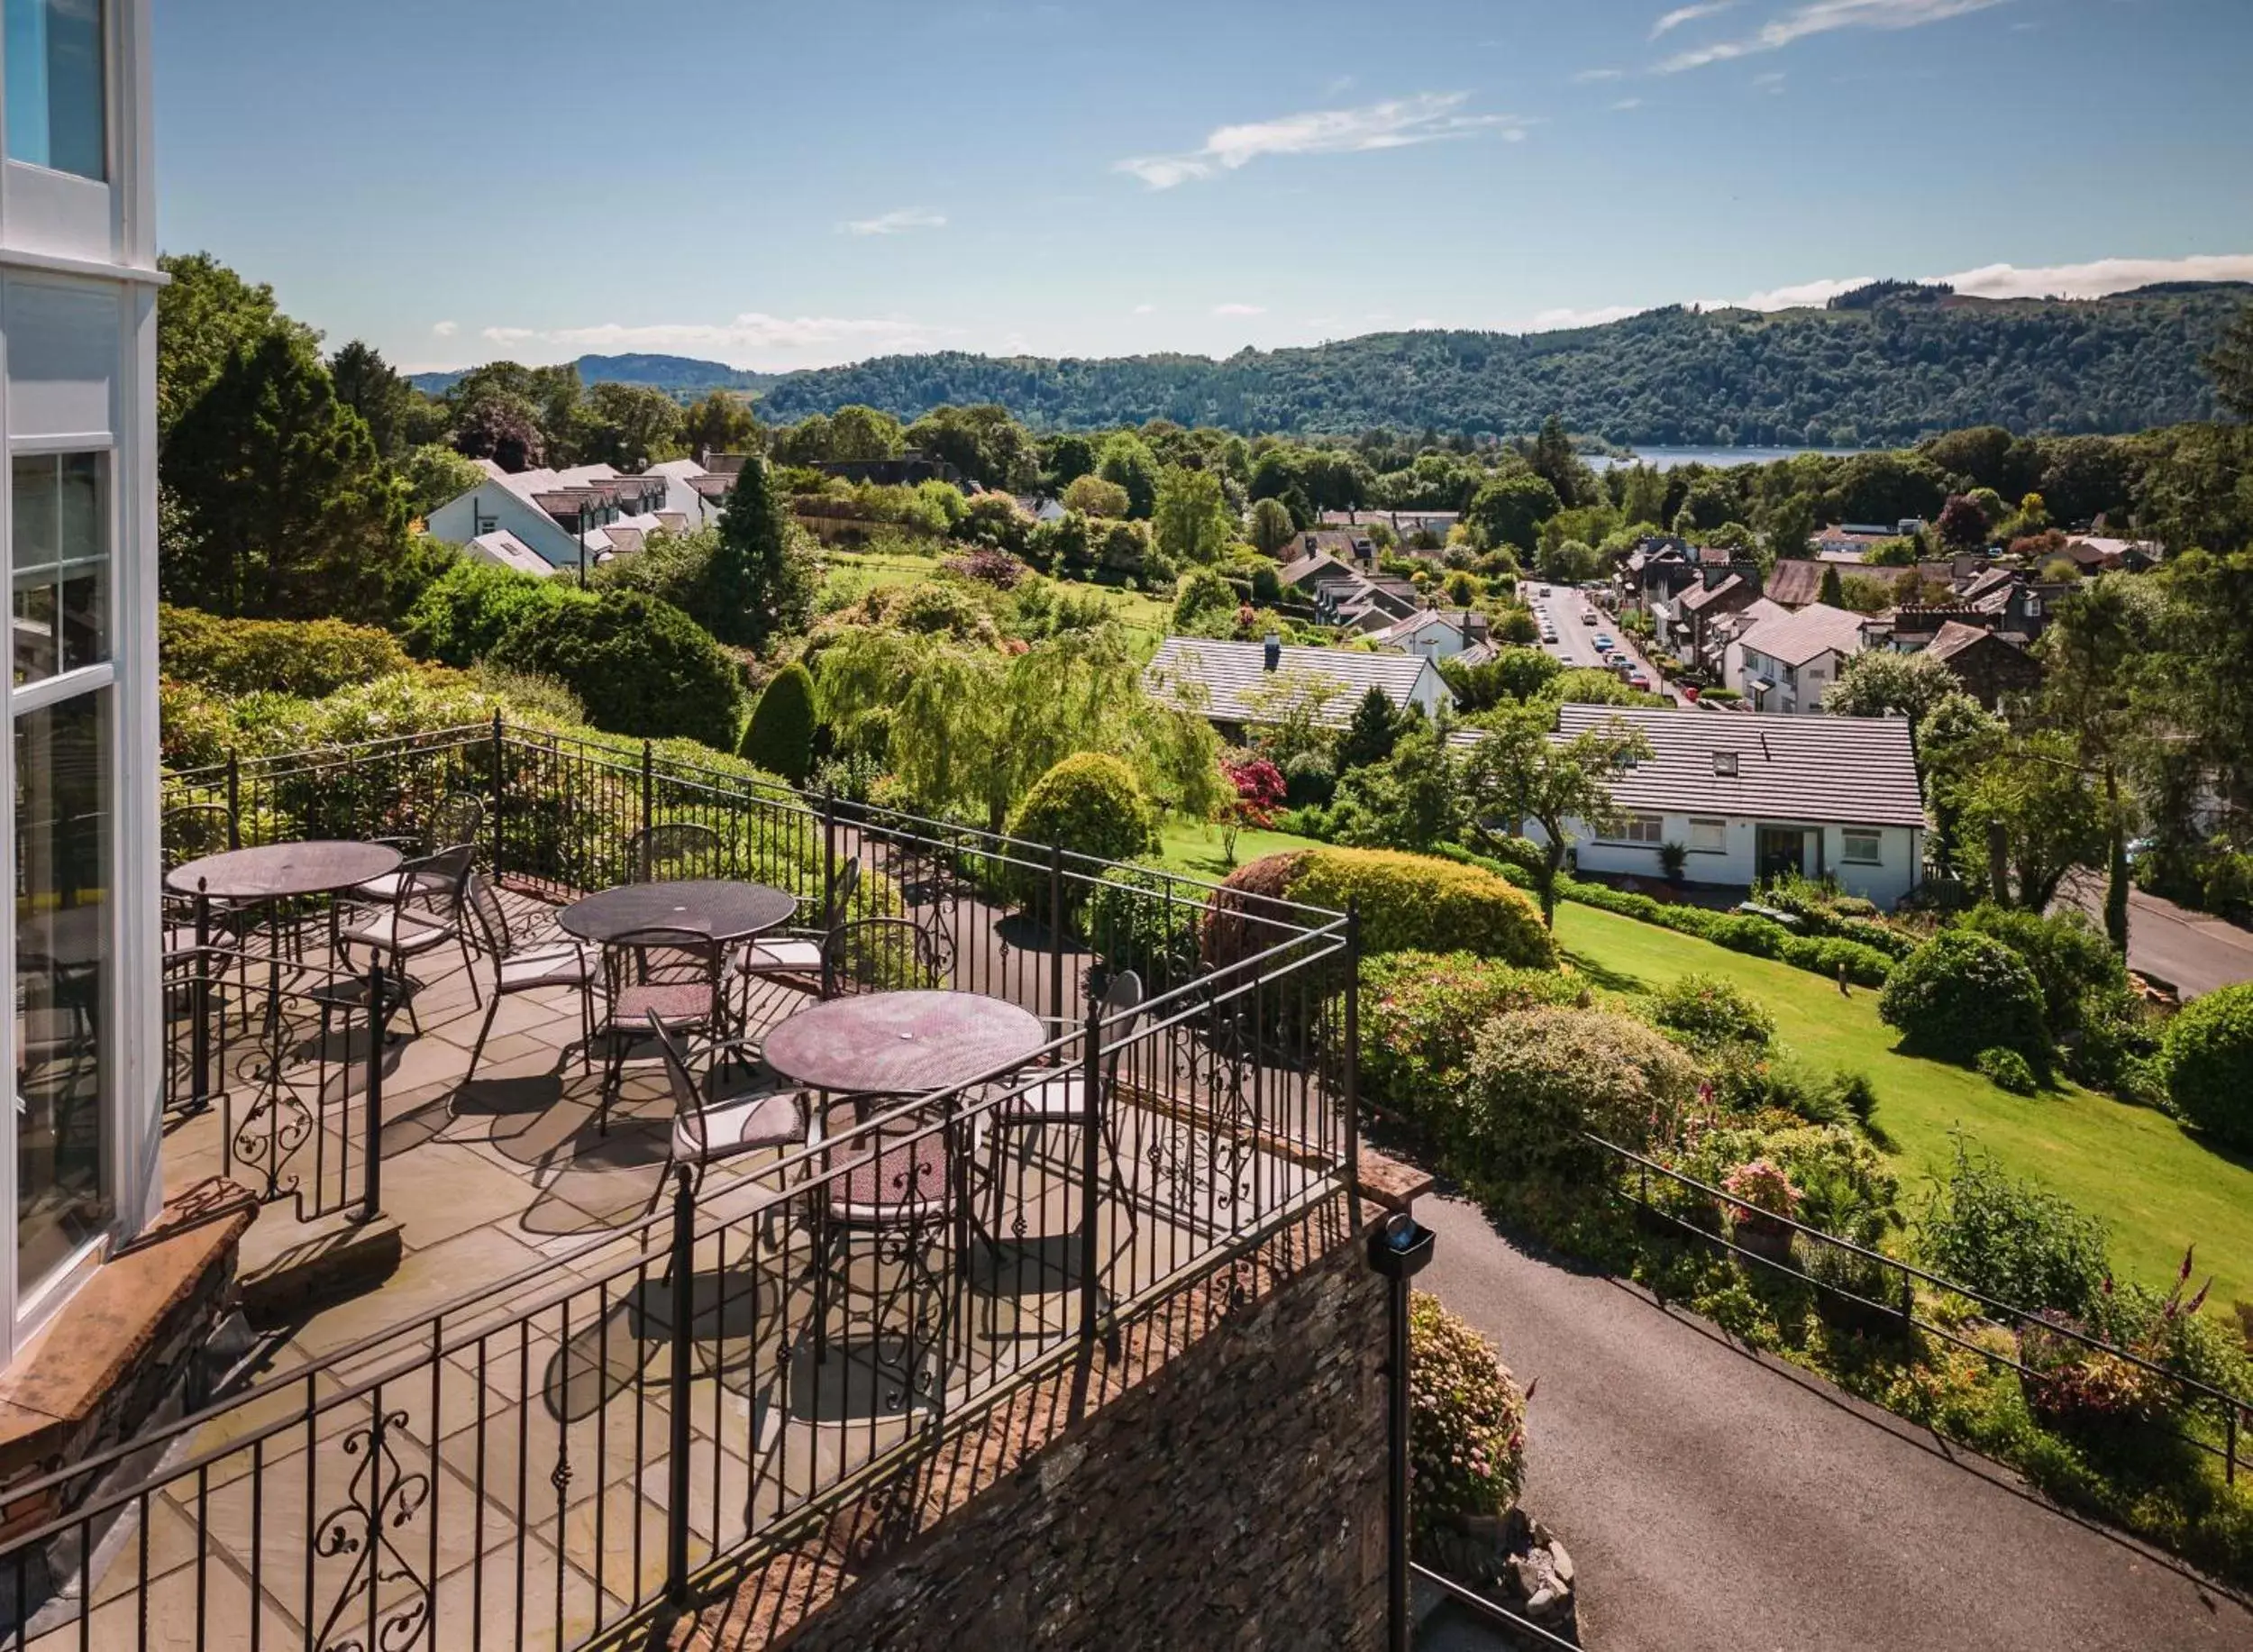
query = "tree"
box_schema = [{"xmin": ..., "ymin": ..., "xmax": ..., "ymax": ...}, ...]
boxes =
[
  {"xmin": 825, "ymin": 404, "xmax": 904, "ymax": 462},
  {"xmin": 680, "ymin": 390, "xmax": 759, "ymax": 459},
  {"xmin": 1040, "ymin": 433, "xmax": 1098, "ymax": 491},
  {"xmin": 1439, "ymin": 646, "xmax": 1561, "ymax": 711},
  {"xmin": 1936, "ymin": 493, "xmax": 1989, "ymax": 552},
  {"xmin": 1245, "ymin": 496, "xmax": 1295, "ymax": 557},
  {"xmin": 1170, "ymin": 568, "xmax": 1236, "ymax": 632},
  {"xmin": 1822, "ymin": 647, "xmax": 1959, "ymax": 722},
  {"xmin": 1459, "ymin": 707, "xmax": 1651, "ymax": 926},
  {"xmin": 162, "ymin": 332, "xmax": 410, "ymax": 622},
  {"xmin": 1236, "ymin": 667, "xmax": 1348, "ymax": 769},
  {"xmin": 1763, "ymin": 492, "xmax": 1816, "ymax": 561},
  {"xmin": 452, "ymin": 391, "xmax": 545, "ymax": 472},
  {"xmin": 1329, "ymin": 722, "xmax": 1462, "ymax": 852},
  {"xmin": 1337, "ymin": 685, "xmax": 1404, "ymax": 771},
  {"xmin": 1957, "ymin": 733, "xmax": 2107, "ymax": 912},
  {"xmin": 1529, "ymin": 415, "xmax": 1583, "ymax": 508},
  {"xmin": 327, "ymin": 341, "xmax": 417, "ymax": 461},
  {"xmin": 398, "ymin": 443, "xmax": 484, "ymax": 518},
  {"xmin": 1061, "ymin": 473, "xmax": 1130, "ymax": 518},
  {"xmin": 711, "ymin": 454, "xmax": 816, "ymax": 651},
  {"xmin": 489, "ymin": 589, "xmax": 743, "ymax": 750},
  {"xmin": 579, "ymin": 381, "xmax": 686, "ymax": 470},
  {"xmin": 740, "ymin": 662, "xmax": 817, "ymax": 782},
  {"xmin": 1466, "ymin": 473, "xmax": 1561, "ymax": 554},
  {"xmin": 1818, "ymin": 564, "xmax": 1846, "ymax": 607},
  {"xmin": 1151, "ymin": 466, "xmax": 1231, "ymax": 565},
  {"xmin": 156, "ymin": 251, "xmax": 319, "ymax": 442},
  {"xmin": 907, "ymin": 404, "xmax": 1035, "ymax": 491},
  {"xmin": 1096, "ymin": 433, "xmax": 1161, "ymax": 518},
  {"xmin": 1218, "ymin": 754, "xmax": 1286, "ymax": 865},
  {"xmin": 2205, "ymin": 300, "xmax": 2253, "ymax": 422}
]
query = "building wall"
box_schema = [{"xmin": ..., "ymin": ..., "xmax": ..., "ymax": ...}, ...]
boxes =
[
  {"xmin": 780, "ymin": 1227, "xmax": 1389, "ymax": 1652},
  {"xmin": 1734, "ymin": 644, "xmax": 1847, "ymax": 715},
  {"xmin": 1, "ymin": 0, "xmax": 166, "ymax": 1361},
  {"xmin": 1546, "ymin": 815, "xmax": 1923, "ymax": 906},
  {"xmin": 424, "ymin": 479, "xmax": 578, "ymax": 570}
]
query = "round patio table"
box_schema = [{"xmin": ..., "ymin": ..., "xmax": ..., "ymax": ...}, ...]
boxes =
[
  {"xmin": 165, "ymin": 840, "xmax": 402, "ymax": 903},
  {"xmin": 762, "ymin": 990, "xmax": 1046, "ymax": 1097},
  {"xmin": 555, "ymin": 879, "xmax": 797, "ymax": 946}
]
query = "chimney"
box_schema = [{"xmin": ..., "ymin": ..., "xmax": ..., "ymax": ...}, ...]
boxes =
[{"xmin": 1262, "ymin": 632, "xmax": 1282, "ymax": 672}]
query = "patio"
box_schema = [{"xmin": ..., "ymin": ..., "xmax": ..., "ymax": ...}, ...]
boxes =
[{"xmin": 9, "ymin": 723, "xmax": 1356, "ymax": 1651}]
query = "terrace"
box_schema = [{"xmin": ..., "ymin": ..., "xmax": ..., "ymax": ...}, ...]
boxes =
[{"xmin": 3, "ymin": 723, "xmax": 1360, "ymax": 1649}]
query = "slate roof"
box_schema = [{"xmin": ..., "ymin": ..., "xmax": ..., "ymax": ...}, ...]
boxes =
[
  {"xmin": 1765, "ymin": 559, "xmax": 1828, "ymax": 608},
  {"xmin": 466, "ymin": 530, "xmax": 555, "ymax": 577},
  {"xmin": 1735, "ymin": 602, "xmax": 1869, "ymax": 668},
  {"xmin": 1677, "ymin": 574, "xmax": 1746, "ymax": 615},
  {"xmin": 1145, "ymin": 637, "xmax": 1444, "ymax": 726},
  {"xmin": 1555, "ymin": 705, "xmax": 1925, "ymax": 828}
]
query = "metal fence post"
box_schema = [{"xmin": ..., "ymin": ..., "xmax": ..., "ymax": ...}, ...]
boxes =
[
  {"xmin": 1049, "ymin": 843, "xmax": 1067, "ymax": 1023},
  {"xmin": 2229, "ymin": 1401, "xmax": 2239, "ymax": 1487},
  {"xmin": 821, "ymin": 788, "xmax": 838, "ymax": 1000},
  {"xmin": 489, "ymin": 711, "xmax": 506, "ymax": 881},
  {"xmin": 1079, "ymin": 992, "xmax": 1103, "ymax": 1345},
  {"xmin": 666, "ymin": 1167, "xmax": 696, "ymax": 1605},
  {"xmin": 1344, "ymin": 899, "xmax": 1364, "ymax": 1233},
  {"xmin": 641, "ymin": 739, "xmax": 655, "ymax": 845},
  {"xmin": 190, "ymin": 885, "xmax": 214, "ymax": 1113},
  {"xmin": 224, "ymin": 751, "xmax": 242, "ymax": 847},
  {"xmin": 358, "ymin": 962, "xmax": 388, "ymax": 1225}
]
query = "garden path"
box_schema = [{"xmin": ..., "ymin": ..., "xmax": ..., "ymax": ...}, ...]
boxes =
[{"xmin": 1416, "ymin": 1193, "xmax": 2253, "ymax": 1652}]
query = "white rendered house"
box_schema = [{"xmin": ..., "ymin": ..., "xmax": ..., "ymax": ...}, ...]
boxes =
[{"xmin": 1, "ymin": 0, "xmax": 165, "ymax": 1359}]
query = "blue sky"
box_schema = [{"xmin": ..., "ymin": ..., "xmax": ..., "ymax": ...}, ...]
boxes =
[{"xmin": 153, "ymin": 0, "xmax": 2253, "ymax": 373}]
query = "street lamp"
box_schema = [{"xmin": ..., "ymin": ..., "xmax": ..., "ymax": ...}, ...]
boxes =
[{"xmin": 1368, "ymin": 1208, "xmax": 1436, "ymax": 1652}]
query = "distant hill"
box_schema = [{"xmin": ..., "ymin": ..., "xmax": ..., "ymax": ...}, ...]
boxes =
[
  {"xmin": 408, "ymin": 352, "xmax": 767, "ymax": 397},
  {"xmin": 741, "ymin": 283, "xmax": 2251, "ymax": 446}
]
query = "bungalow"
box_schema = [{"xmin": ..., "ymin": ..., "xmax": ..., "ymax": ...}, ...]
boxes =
[
  {"xmin": 1145, "ymin": 634, "xmax": 1452, "ymax": 734},
  {"xmin": 1533, "ymin": 706, "xmax": 1928, "ymax": 907},
  {"xmin": 1727, "ymin": 602, "xmax": 1869, "ymax": 715}
]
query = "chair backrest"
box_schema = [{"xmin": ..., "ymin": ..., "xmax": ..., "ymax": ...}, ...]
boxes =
[
  {"xmin": 825, "ymin": 916, "xmax": 950, "ymax": 995},
  {"xmin": 162, "ymin": 802, "xmax": 235, "ymax": 870},
  {"xmin": 608, "ymin": 924, "xmax": 724, "ymax": 1012},
  {"xmin": 825, "ymin": 855, "xmax": 862, "ymax": 926},
  {"xmin": 631, "ymin": 823, "xmax": 722, "ymax": 883},
  {"xmin": 463, "ymin": 871, "xmax": 512, "ymax": 960},
  {"xmin": 396, "ymin": 844, "xmax": 474, "ymax": 921},
  {"xmin": 430, "ymin": 792, "xmax": 486, "ymax": 859},
  {"xmin": 1097, "ymin": 969, "xmax": 1145, "ymax": 1084},
  {"xmin": 644, "ymin": 1012, "xmax": 709, "ymax": 1155}
]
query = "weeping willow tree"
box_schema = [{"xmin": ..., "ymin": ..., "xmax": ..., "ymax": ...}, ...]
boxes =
[{"xmin": 816, "ymin": 625, "xmax": 1223, "ymax": 833}]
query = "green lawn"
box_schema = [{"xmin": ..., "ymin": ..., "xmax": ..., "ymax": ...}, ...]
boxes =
[
  {"xmin": 1156, "ymin": 818, "xmax": 1322, "ymax": 883},
  {"xmin": 1552, "ymin": 900, "xmax": 2253, "ymax": 1307}
]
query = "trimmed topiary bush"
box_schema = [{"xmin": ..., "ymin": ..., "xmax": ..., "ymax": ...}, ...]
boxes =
[
  {"xmin": 1957, "ymin": 902, "xmax": 2127, "ymax": 1036},
  {"xmin": 489, "ymin": 588, "xmax": 743, "ymax": 751},
  {"xmin": 1878, "ymin": 929, "xmax": 2048, "ymax": 1067},
  {"xmin": 1005, "ymin": 753, "xmax": 1157, "ymax": 915},
  {"xmin": 1207, "ymin": 846, "xmax": 1555, "ymax": 972},
  {"xmin": 1455, "ymin": 1005, "xmax": 1700, "ymax": 1184},
  {"xmin": 1408, "ymin": 1291, "xmax": 1527, "ymax": 1549},
  {"xmin": 1976, "ymin": 1045, "xmax": 2039, "ymax": 1096},
  {"xmin": 2161, "ymin": 981, "xmax": 2253, "ymax": 1149},
  {"xmin": 740, "ymin": 662, "xmax": 816, "ymax": 784}
]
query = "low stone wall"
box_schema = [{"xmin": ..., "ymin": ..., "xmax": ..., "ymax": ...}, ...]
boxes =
[{"xmin": 689, "ymin": 1193, "xmax": 1391, "ymax": 1651}]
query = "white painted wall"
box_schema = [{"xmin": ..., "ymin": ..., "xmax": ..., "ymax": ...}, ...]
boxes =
[
  {"xmin": 424, "ymin": 478, "xmax": 580, "ymax": 571},
  {"xmin": 1527, "ymin": 814, "xmax": 1924, "ymax": 907}
]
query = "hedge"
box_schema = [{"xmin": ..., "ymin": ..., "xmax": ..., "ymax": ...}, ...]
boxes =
[
  {"xmin": 489, "ymin": 589, "xmax": 743, "ymax": 751},
  {"xmin": 741, "ymin": 662, "xmax": 816, "ymax": 784},
  {"xmin": 2161, "ymin": 982, "xmax": 2253, "ymax": 1149},
  {"xmin": 1235, "ymin": 846, "xmax": 1556, "ymax": 969},
  {"xmin": 159, "ymin": 604, "xmax": 409, "ymax": 698}
]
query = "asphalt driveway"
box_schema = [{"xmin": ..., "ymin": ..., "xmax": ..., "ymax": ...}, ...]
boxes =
[{"xmin": 1416, "ymin": 1194, "xmax": 2253, "ymax": 1652}]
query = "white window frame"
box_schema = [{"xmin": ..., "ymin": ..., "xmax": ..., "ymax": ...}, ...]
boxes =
[
  {"xmin": 1842, "ymin": 828, "xmax": 1884, "ymax": 866},
  {"xmin": 1689, "ymin": 817, "xmax": 1728, "ymax": 854},
  {"xmin": 1602, "ymin": 812, "xmax": 1665, "ymax": 846}
]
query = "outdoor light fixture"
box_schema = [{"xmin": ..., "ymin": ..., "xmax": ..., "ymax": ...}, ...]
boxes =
[{"xmin": 1370, "ymin": 1208, "xmax": 1437, "ymax": 1652}]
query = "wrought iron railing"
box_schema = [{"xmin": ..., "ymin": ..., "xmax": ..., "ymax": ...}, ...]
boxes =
[{"xmin": 13, "ymin": 721, "xmax": 1358, "ymax": 1647}]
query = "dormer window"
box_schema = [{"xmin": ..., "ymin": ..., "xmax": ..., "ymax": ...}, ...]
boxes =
[{"xmin": 1712, "ymin": 752, "xmax": 1738, "ymax": 776}]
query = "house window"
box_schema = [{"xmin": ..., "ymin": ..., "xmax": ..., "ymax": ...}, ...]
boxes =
[
  {"xmin": 1606, "ymin": 813, "xmax": 1665, "ymax": 845},
  {"xmin": 11, "ymin": 452, "xmax": 108, "ymax": 684},
  {"xmin": 5, "ymin": 0, "xmax": 105, "ymax": 180},
  {"xmin": 1690, "ymin": 818, "xmax": 1727, "ymax": 853},
  {"xmin": 1842, "ymin": 828, "xmax": 1884, "ymax": 865}
]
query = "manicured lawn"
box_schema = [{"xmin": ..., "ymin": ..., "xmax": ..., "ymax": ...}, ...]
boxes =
[
  {"xmin": 1156, "ymin": 819, "xmax": 1321, "ymax": 883},
  {"xmin": 1553, "ymin": 899, "xmax": 2253, "ymax": 1307}
]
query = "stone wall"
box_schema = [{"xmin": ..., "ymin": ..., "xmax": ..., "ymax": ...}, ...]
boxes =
[{"xmin": 747, "ymin": 1201, "xmax": 1390, "ymax": 1652}]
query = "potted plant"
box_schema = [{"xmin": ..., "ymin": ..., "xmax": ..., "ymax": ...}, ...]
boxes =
[
  {"xmin": 1721, "ymin": 1157, "xmax": 1801, "ymax": 1265},
  {"xmin": 1659, "ymin": 841, "xmax": 1687, "ymax": 885}
]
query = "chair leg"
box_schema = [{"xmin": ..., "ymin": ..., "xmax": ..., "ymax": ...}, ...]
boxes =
[
  {"xmin": 460, "ymin": 932, "xmax": 483, "ymax": 1008},
  {"xmin": 463, "ymin": 993, "xmax": 501, "ymax": 1087},
  {"xmin": 597, "ymin": 1031, "xmax": 628, "ymax": 1135}
]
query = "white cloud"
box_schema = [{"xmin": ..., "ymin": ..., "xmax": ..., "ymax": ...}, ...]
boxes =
[
  {"xmin": 1939, "ymin": 253, "xmax": 2253, "ymax": 299},
  {"xmin": 1611, "ymin": 96, "xmax": 1646, "ymax": 109},
  {"xmin": 1131, "ymin": 302, "xmax": 1157, "ymax": 315},
  {"xmin": 1658, "ymin": 0, "xmax": 2009, "ymax": 73},
  {"xmin": 1116, "ymin": 92, "xmax": 1532, "ymax": 188},
  {"xmin": 839, "ymin": 207, "xmax": 946, "ymax": 236},
  {"xmin": 1651, "ymin": 1, "xmax": 1738, "ymax": 39},
  {"xmin": 1754, "ymin": 69, "xmax": 1787, "ymax": 89},
  {"xmin": 1528, "ymin": 304, "xmax": 1644, "ymax": 331},
  {"xmin": 1692, "ymin": 275, "xmax": 1875, "ymax": 309},
  {"xmin": 471, "ymin": 312, "xmax": 951, "ymax": 370},
  {"xmin": 1572, "ymin": 67, "xmax": 1626, "ymax": 82},
  {"xmin": 432, "ymin": 320, "xmax": 459, "ymax": 339},
  {"xmin": 1213, "ymin": 303, "xmax": 1266, "ymax": 316}
]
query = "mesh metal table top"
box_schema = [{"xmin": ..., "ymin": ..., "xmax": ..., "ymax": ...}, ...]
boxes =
[
  {"xmin": 556, "ymin": 879, "xmax": 798, "ymax": 945},
  {"xmin": 165, "ymin": 841, "xmax": 403, "ymax": 903},
  {"xmin": 762, "ymin": 990, "xmax": 1047, "ymax": 1096}
]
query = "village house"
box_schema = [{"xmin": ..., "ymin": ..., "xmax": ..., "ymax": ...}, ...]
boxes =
[
  {"xmin": 1145, "ymin": 634, "xmax": 1451, "ymax": 736},
  {"xmin": 1727, "ymin": 602, "xmax": 1869, "ymax": 714},
  {"xmin": 1531, "ymin": 707, "xmax": 1929, "ymax": 906},
  {"xmin": 425, "ymin": 459, "xmax": 716, "ymax": 577},
  {"xmin": 1371, "ymin": 606, "xmax": 1492, "ymax": 663}
]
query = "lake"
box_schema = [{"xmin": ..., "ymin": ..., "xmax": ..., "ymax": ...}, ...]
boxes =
[{"xmin": 1586, "ymin": 444, "xmax": 1871, "ymax": 472}]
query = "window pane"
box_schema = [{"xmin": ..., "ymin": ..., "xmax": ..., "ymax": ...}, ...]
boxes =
[
  {"xmin": 4, "ymin": 0, "xmax": 104, "ymax": 179},
  {"xmin": 12, "ymin": 452, "xmax": 107, "ymax": 684},
  {"xmin": 15, "ymin": 690, "xmax": 113, "ymax": 1294}
]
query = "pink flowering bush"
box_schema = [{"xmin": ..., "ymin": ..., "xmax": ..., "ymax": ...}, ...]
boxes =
[
  {"xmin": 1409, "ymin": 1291, "xmax": 1528, "ymax": 1548},
  {"xmin": 1218, "ymin": 752, "xmax": 1287, "ymax": 863},
  {"xmin": 1721, "ymin": 1157, "xmax": 1802, "ymax": 1222},
  {"xmin": 1358, "ymin": 952, "xmax": 1586, "ymax": 1135},
  {"xmin": 941, "ymin": 547, "xmax": 1027, "ymax": 590}
]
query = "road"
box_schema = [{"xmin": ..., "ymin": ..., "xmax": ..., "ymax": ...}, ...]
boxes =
[
  {"xmin": 1416, "ymin": 1194, "xmax": 2253, "ymax": 1652},
  {"xmin": 1528, "ymin": 585, "xmax": 1685, "ymax": 704},
  {"xmin": 2057, "ymin": 869, "xmax": 2253, "ymax": 1000}
]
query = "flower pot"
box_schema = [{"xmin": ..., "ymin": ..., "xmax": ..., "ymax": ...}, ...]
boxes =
[{"xmin": 1730, "ymin": 1212, "xmax": 1797, "ymax": 1266}]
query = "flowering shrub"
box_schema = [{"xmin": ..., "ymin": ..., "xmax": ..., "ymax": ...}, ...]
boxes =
[
  {"xmin": 1721, "ymin": 1157, "xmax": 1802, "ymax": 1222},
  {"xmin": 1459, "ymin": 1006, "xmax": 1700, "ymax": 1183},
  {"xmin": 1218, "ymin": 753, "xmax": 1286, "ymax": 864},
  {"xmin": 1358, "ymin": 952, "xmax": 1587, "ymax": 1133},
  {"xmin": 941, "ymin": 547, "xmax": 1027, "ymax": 590},
  {"xmin": 1409, "ymin": 1292, "xmax": 1527, "ymax": 1549},
  {"xmin": 2019, "ymin": 1311, "xmax": 2162, "ymax": 1435}
]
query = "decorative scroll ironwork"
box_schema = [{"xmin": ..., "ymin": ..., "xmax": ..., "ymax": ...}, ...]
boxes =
[{"xmin": 311, "ymin": 1409, "xmax": 433, "ymax": 1652}]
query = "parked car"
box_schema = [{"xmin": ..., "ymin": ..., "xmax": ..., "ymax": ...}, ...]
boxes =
[
  {"xmin": 1683, "ymin": 684, "xmax": 1701, "ymax": 703},
  {"xmin": 1537, "ymin": 586, "xmax": 1551, "ymax": 598},
  {"xmin": 1628, "ymin": 672, "xmax": 1652, "ymax": 691},
  {"xmin": 1581, "ymin": 611, "xmax": 1598, "ymax": 625}
]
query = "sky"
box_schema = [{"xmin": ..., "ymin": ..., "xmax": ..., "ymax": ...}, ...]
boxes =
[{"xmin": 152, "ymin": 0, "xmax": 2253, "ymax": 374}]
